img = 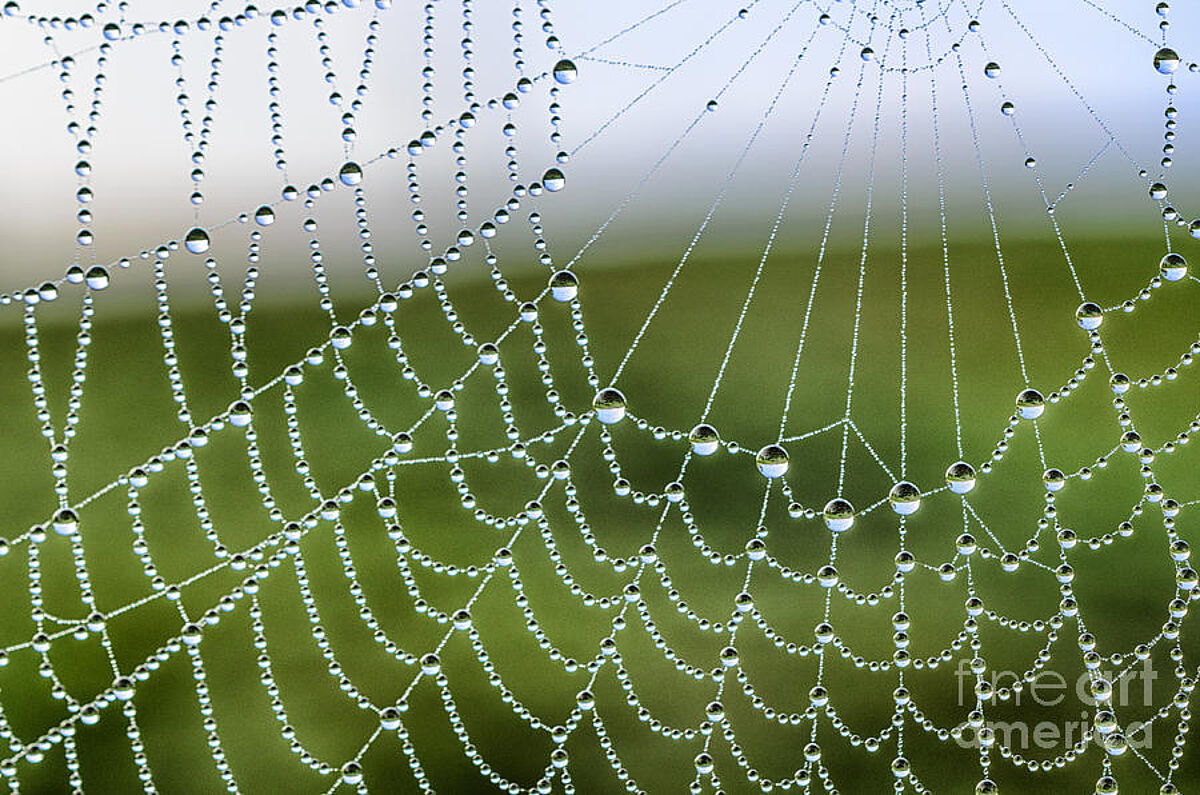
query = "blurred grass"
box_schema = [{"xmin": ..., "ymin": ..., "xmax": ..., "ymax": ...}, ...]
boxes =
[{"xmin": 0, "ymin": 232, "xmax": 1199, "ymax": 793}]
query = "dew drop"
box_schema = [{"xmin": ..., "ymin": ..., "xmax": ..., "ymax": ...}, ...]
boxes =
[
  {"xmin": 184, "ymin": 227, "xmax": 210, "ymax": 254},
  {"xmin": 688, "ymin": 423, "xmax": 720, "ymax": 456},
  {"xmin": 552, "ymin": 59, "xmax": 577, "ymax": 84},
  {"xmin": 593, "ymin": 388, "xmax": 627, "ymax": 424},
  {"xmin": 380, "ymin": 707, "xmax": 402, "ymax": 731},
  {"xmin": 339, "ymin": 161, "xmax": 363, "ymax": 186},
  {"xmin": 983, "ymin": 61, "xmax": 1001, "ymax": 78},
  {"xmin": 888, "ymin": 482, "xmax": 921, "ymax": 515},
  {"xmin": 341, "ymin": 761, "xmax": 364, "ymax": 785},
  {"xmin": 542, "ymin": 167, "xmax": 565, "ymax": 192},
  {"xmin": 52, "ymin": 508, "xmax": 78, "ymax": 536},
  {"xmin": 1075, "ymin": 302, "xmax": 1102, "ymax": 330},
  {"xmin": 228, "ymin": 401, "xmax": 253, "ymax": 427},
  {"xmin": 1016, "ymin": 388, "xmax": 1045, "ymax": 420},
  {"xmin": 1161, "ymin": 252, "xmax": 1187, "ymax": 281},
  {"xmin": 477, "ymin": 343, "xmax": 499, "ymax": 366},
  {"xmin": 84, "ymin": 265, "xmax": 109, "ymax": 290},
  {"xmin": 1154, "ymin": 47, "xmax": 1180, "ymax": 74},
  {"xmin": 755, "ymin": 444, "xmax": 789, "ymax": 478},
  {"xmin": 549, "ymin": 269, "xmax": 577, "ymax": 301},
  {"xmin": 823, "ymin": 498, "xmax": 855, "ymax": 532},
  {"xmin": 945, "ymin": 461, "xmax": 977, "ymax": 494},
  {"xmin": 420, "ymin": 652, "xmax": 441, "ymax": 675},
  {"xmin": 102, "ymin": 22, "xmax": 120, "ymax": 40},
  {"xmin": 254, "ymin": 205, "xmax": 275, "ymax": 226}
]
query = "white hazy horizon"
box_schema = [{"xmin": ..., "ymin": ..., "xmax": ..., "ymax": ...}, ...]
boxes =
[{"xmin": 0, "ymin": 0, "xmax": 1195, "ymax": 296}]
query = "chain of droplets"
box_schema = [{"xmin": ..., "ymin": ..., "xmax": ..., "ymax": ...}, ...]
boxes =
[{"xmin": 7, "ymin": 213, "xmax": 1200, "ymax": 795}]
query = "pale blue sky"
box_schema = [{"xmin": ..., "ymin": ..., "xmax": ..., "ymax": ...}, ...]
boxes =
[{"xmin": 0, "ymin": 0, "xmax": 1194, "ymax": 291}]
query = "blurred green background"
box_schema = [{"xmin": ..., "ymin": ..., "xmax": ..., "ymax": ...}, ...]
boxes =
[{"xmin": 1, "ymin": 225, "xmax": 1199, "ymax": 792}]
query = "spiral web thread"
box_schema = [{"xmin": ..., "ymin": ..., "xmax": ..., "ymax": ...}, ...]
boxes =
[{"xmin": 0, "ymin": 0, "xmax": 1198, "ymax": 792}]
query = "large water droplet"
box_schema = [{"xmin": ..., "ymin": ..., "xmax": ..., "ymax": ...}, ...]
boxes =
[
  {"xmin": 689, "ymin": 423, "xmax": 720, "ymax": 456},
  {"xmin": 983, "ymin": 62, "xmax": 1001, "ymax": 78},
  {"xmin": 888, "ymin": 482, "xmax": 921, "ymax": 515},
  {"xmin": 552, "ymin": 59, "xmax": 577, "ymax": 84},
  {"xmin": 1075, "ymin": 302, "xmax": 1102, "ymax": 330},
  {"xmin": 1161, "ymin": 252, "xmax": 1187, "ymax": 281},
  {"xmin": 102, "ymin": 22, "xmax": 121, "ymax": 40},
  {"xmin": 84, "ymin": 265, "xmax": 109, "ymax": 290},
  {"xmin": 184, "ymin": 227, "xmax": 210, "ymax": 254},
  {"xmin": 823, "ymin": 498, "xmax": 855, "ymax": 532},
  {"xmin": 755, "ymin": 444, "xmax": 789, "ymax": 478},
  {"xmin": 593, "ymin": 388, "xmax": 627, "ymax": 424},
  {"xmin": 1016, "ymin": 388, "xmax": 1045, "ymax": 420},
  {"xmin": 254, "ymin": 205, "xmax": 275, "ymax": 226},
  {"xmin": 945, "ymin": 461, "xmax": 976, "ymax": 494},
  {"xmin": 339, "ymin": 161, "xmax": 363, "ymax": 186},
  {"xmin": 542, "ymin": 168, "xmax": 565, "ymax": 192},
  {"xmin": 478, "ymin": 343, "xmax": 499, "ymax": 366},
  {"xmin": 549, "ymin": 269, "xmax": 577, "ymax": 301},
  {"xmin": 52, "ymin": 508, "xmax": 79, "ymax": 536},
  {"xmin": 341, "ymin": 761, "xmax": 363, "ymax": 785},
  {"xmin": 1154, "ymin": 47, "xmax": 1180, "ymax": 75},
  {"xmin": 228, "ymin": 400, "xmax": 253, "ymax": 427}
]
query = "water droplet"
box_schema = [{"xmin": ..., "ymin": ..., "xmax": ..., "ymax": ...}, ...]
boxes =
[
  {"xmin": 254, "ymin": 205, "xmax": 275, "ymax": 226},
  {"xmin": 112, "ymin": 676, "xmax": 135, "ymax": 700},
  {"xmin": 420, "ymin": 653, "xmax": 441, "ymax": 675},
  {"xmin": 184, "ymin": 227, "xmax": 210, "ymax": 254},
  {"xmin": 552, "ymin": 59, "xmax": 577, "ymax": 84},
  {"xmin": 341, "ymin": 761, "xmax": 363, "ymax": 785},
  {"xmin": 823, "ymin": 498, "xmax": 855, "ymax": 532},
  {"xmin": 888, "ymin": 482, "xmax": 921, "ymax": 515},
  {"xmin": 84, "ymin": 265, "xmax": 109, "ymax": 290},
  {"xmin": 478, "ymin": 343, "xmax": 499, "ymax": 366},
  {"xmin": 1075, "ymin": 302, "xmax": 1102, "ymax": 330},
  {"xmin": 542, "ymin": 167, "xmax": 565, "ymax": 192},
  {"xmin": 593, "ymin": 388, "xmax": 627, "ymax": 424},
  {"xmin": 688, "ymin": 423, "xmax": 720, "ymax": 456},
  {"xmin": 330, "ymin": 326, "xmax": 353, "ymax": 350},
  {"xmin": 860, "ymin": 47, "xmax": 874, "ymax": 62},
  {"xmin": 945, "ymin": 461, "xmax": 976, "ymax": 494},
  {"xmin": 1016, "ymin": 388, "xmax": 1045, "ymax": 420},
  {"xmin": 1109, "ymin": 372, "xmax": 1130, "ymax": 394},
  {"xmin": 339, "ymin": 161, "xmax": 363, "ymax": 186},
  {"xmin": 983, "ymin": 62, "xmax": 1001, "ymax": 78},
  {"xmin": 1150, "ymin": 182, "xmax": 1168, "ymax": 200},
  {"xmin": 229, "ymin": 401, "xmax": 253, "ymax": 427},
  {"xmin": 1043, "ymin": 468, "xmax": 1066, "ymax": 491},
  {"xmin": 380, "ymin": 707, "xmax": 402, "ymax": 731},
  {"xmin": 434, "ymin": 389, "xmax": 454, "ymax": 411},
  {"xmin": 1155, "ymin": 47, "xmax": 1180, "ymax": 74},
  {"xmin": 549, "ymin": 269, "xmax": 577, "ymax": 301},
  {"xmin": 1161, "ymin": 252, "xmax": 1187, "ymax": 281},
  {"xmin": 102, "ymin": 22, "xmax": 120, "ymax": 40},
  {"xmin": 52, "ymin": 508, "xmax": 78, "ymax": 536},
  {"xmin": 755, "ymin": 444, "xmax": 789, "ymax": 478}
]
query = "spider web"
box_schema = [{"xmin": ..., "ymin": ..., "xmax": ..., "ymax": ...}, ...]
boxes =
[{"xmin": 0, "ymin": 0, "xmax": 1198, "ymax": 792}]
